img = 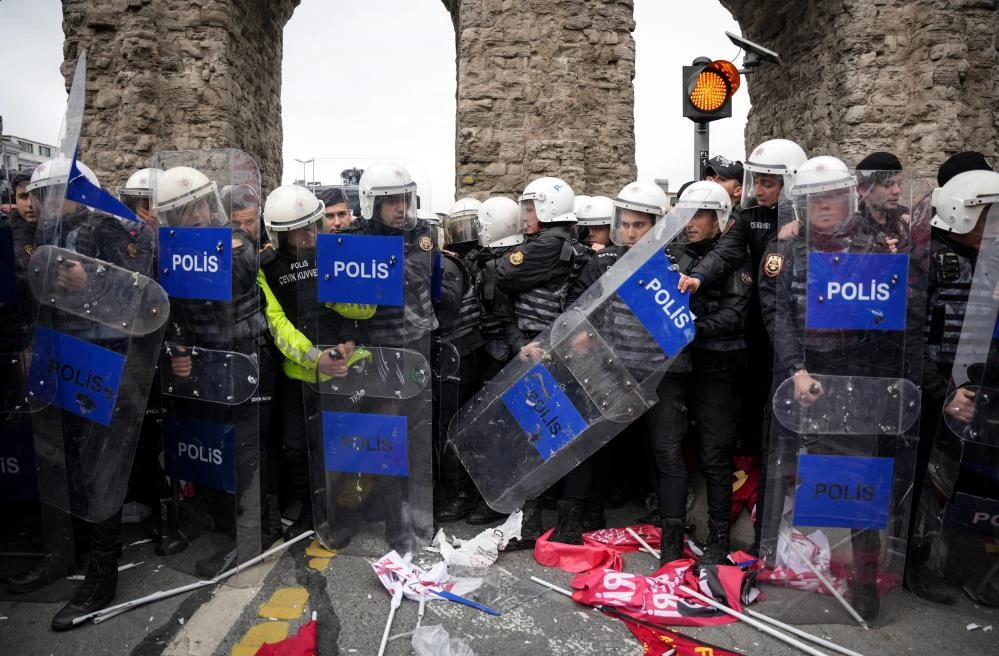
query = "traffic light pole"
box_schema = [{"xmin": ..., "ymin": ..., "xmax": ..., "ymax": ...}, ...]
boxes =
[{"xmin": 693, "ymin": 121, "xmax": 709, "ymax": 180}]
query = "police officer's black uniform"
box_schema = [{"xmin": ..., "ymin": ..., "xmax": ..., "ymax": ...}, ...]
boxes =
[
  {"xmin": 494, "ymin": 223, "xmax": 589, "ymax": 548},
  {"xmin": 650, "ymin": 236, "xmax": 750, "ymax": 564}
]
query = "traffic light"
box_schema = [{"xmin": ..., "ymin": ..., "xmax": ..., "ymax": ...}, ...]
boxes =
[{"xmin": 682, "ymin": 57, "xmax": 741, "ymax": 123}]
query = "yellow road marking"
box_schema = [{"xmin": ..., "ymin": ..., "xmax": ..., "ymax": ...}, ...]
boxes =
[
  {"xmin": 259, "ymin": 587, "xmax": 309, "ymax": 620},
  {"xmin": 231, "ymin": 621, "xmax": 289, "ymax": 656}
]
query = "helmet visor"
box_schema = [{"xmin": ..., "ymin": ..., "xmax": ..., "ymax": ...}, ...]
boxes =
[
  {"xmin": 369, "ymin": 184, "xmax": 418, "ymax": 230},
  {"xmin": 445, "ymin": 214, "xmax": 478, "ymax": 245}
]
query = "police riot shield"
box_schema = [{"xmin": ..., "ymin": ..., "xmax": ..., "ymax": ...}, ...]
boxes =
[
  {"xmin": 298, "ymin": 159, "xmax": 435, "ymax": 556},
  {"xmin": 450, "ymin": 204, "xmax": 702, "ymax": 514},
  {"xmin": 151, "ymin": 149, "xmax": 265, "ymax": 582},
  {"xmin": 25, "ymin": 53, "xmax": 169, "ymax": 530},
  {"xmin": 0, "ymin": 178, "xmax": 72, "ymax": 600},
  {"xmin": 759, "ymin": 171, "xmax": 933, "ymax": 625},
  {"xmin": 914, "ymin": 202, "xmax": 999, "ymax": 607}
]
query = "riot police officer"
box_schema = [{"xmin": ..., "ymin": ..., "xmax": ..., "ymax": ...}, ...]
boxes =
[
  {"xmin": 678, "ymin": 138, "xmax": 808, "ymax": 555},
  {"xmin": 434, "ymin": 198, "xmax": 485, "ymax": 522},
  {"xmin": 257, "ymin": 184, "xmax": 356, "ymax": 543},
  {"xmin": 575, "ymin": 195, "xmax": 614, "ymax": 251},
  {"xmin": 155, "ymin": 164, "xmax": 272, "ymax": 577},
  {"xmin": 551, "ymin": 181, "xmax": 672, "ymax": 545},
  {"xmin": 652, "ymin": 181, "xmax": 749, "ymax": 566},
  {"xmin": 23, "ymin": 157, "xmax": 158, "ymax": 629},
  {"xmin": 495, "ymin": 176, "xmax": 588, "ymax": 548},
  {"xmin": 759, "ymin": 156, "xmax": 911, "ymax": 621},
  {"xmin": 909, "ymin": 169, "xmax": 999, "ymax": 605}
]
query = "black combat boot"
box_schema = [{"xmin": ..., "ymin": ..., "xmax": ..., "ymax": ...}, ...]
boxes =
[
  {"xmin": 195, "ymin": 541, "xmax": 237, "ymax": 579},
  {"xmin": 51, "ymin": 553, "xmax": 118, "ymax": 631},
  {"xmin": 904, "ymin": 542, "xmax": 955, "ymax": 605},
  {"xmin": 849, "ymin": 531, "xmax": 882, "ymax": 622},
  {"xmin": 262, "ymin": 494, "xmax": 284, "ymax": 548},
  {"xmin": 581, "ymin": 495, "xmax": 605, "ymax": 532},
  {"xmin": 506, "ymin": 500, "xmax": 543, "ymax": 552},
  {"xmin": 434, "ymin": 490, "xmax": 477, "ymax": 523},
  {"xmin": 4, "ymin": 552, "xmax": 75, "ymax": 594},
  {"xmin": 552, "ymin": 500, "xmax": 585, "ymax": 544},
  {"xmin": 466, "ymin": 497, "xmax": 505, "ymax": 525},
  {"xmin": 660, "ymin": 518, "xmax": 685, "ymax": 566},
  {"xmin": 696, "ymin": 519, "xmax": 731, "ymax": 569},
  {"xmin": 283, "ymin": 499, "xmax": 314, "ymax": 542}
]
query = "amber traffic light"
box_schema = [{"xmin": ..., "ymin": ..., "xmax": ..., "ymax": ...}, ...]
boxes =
[{"xmin": 683, "ymin": 58, "xmax": 740, "ymax": 122}]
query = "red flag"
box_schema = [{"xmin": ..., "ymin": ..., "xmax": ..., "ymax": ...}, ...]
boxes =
[
  {"xmin": 255, "ymin": 619, "xmax": 317, "ymax": 656},
  {"xmin": 534, "ymin": 529, "xmax": 625, "ymax": 573},
  {"xmin": 570, "ymin": 559, "xmax": 759, "ymax": 627},
  {"xmin": 622, "ymin": 617, "xmax": 744, "ymax": 656}
]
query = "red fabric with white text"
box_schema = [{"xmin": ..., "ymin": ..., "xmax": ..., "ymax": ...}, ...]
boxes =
[{"xmin": 570, "ymin": 559, "xmax": 759, "ymax": 627}]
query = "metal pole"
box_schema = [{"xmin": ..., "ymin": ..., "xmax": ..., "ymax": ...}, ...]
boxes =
[{"xmin": 694, "ymin": 121, "xmax": 709, "ymax": 180}]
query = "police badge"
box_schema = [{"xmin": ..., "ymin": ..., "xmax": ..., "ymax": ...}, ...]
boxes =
[{"xmin": 764, "ymin": 253, "xmax": 784, "ymax": 278}]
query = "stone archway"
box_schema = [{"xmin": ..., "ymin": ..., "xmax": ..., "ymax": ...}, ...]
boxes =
[{"xmin": 62, "ymin": 0, "xmax": 997, "ymax": 196}]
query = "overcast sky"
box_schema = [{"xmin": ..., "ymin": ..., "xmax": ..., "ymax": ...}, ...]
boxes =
[{"xmin": 1, "ymin": 0, "xmax": 751, "ymax": 212}]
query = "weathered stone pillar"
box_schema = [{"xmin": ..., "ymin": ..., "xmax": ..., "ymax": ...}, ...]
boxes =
[
  {"xmin": 719, "ymin": 0, "xmax": 999, "ymax": 173},
  {"xmin": 61, "ymin": 0, "xmax": 299, "ymax": 192},
  {"xmin": 445, "ymin": 0, "xmax": 637, "ymax": 199}
]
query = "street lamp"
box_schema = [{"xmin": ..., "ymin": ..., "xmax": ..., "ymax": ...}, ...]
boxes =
[{"xmin": 295, "ymin": 158, "xmax": 314, "ymax": 188}]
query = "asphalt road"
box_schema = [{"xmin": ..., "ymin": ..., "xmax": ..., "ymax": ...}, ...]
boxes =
[{"xmin": 2, "ymin": 503, "xmax": 997, "ymax": 656}]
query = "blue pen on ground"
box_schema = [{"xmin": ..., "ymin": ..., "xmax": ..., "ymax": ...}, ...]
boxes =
[{"xmin": 428, "ymin": 587, "xmax": 502, "ymax": 616}]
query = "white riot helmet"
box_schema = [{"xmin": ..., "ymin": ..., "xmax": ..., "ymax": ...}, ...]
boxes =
[
  {"xmin": 418, "ymin": 210, "xmax": 446, "ymax": 248},
  {"xmin": 573, "ymin": 194, "xmax": 591, "ymax": 215},
  {"xmin": 477, "ymin": 196, "xmax": 524, "ymax": 248},
  {"xmin": 790, "ymin": 156, "xmax": 858, "ymax": 218},
  {"xmin": 519, "ymin": 176, "xmax": 576, "ymax": 225},
  {"xmin": 931, "ymin": 170, "xmax": 999, "ymax": 234},
  {"xmin": 27, "ymin": 157, "xmax": 100, "ymax": 218},
  {"xmin": 611, "ymin": 181, "xmax": 669, "ymax": 246},
  {"xmin": 27, "ymin": 157, "xmax": 100, "ymax": 193},
  {"xmin": 445, "ymin": 197, "xmax": 482, "ymax": 245},
  {"xmin": 675, "ymin": 180, "xmax": 733, "ymax": 232},
  {"xmin": 117, "ymin": 167, "xmax": 163, "ymax": 200},
  {"xmin": 742, "ymin": 138, "xmax": 807, "ymax": 208},
  {"xmin": 576, "ymin": 195, "xmax": 614, "ymax": 226},
  {"xmin": 264, "ymin": 184, "xmax": 324, "ymax": 232},
  {"xmin": 358, "ymin": 161, "xmax": 418, "ymax": 229},
  {"xmin": 154, "ymin": 166, "xmax": 226, "ymax": 228}
]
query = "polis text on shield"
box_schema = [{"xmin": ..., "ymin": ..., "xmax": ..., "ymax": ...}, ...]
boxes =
[
  {"xmin": 642, "ymin": 277, "xmax": 693, "ymax": 329},
  {"xmin": 171, "ymin": 252, "xmax": 219, "ymax": 273},
  {"xmin": 176, "ymin": 441, "xmax": 223, "ymax": 465}
]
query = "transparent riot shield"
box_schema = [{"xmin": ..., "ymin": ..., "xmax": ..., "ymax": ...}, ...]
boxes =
[
  {"xmin": 25, "ymin": 52, "xmax": 169, "ymax": 532},
  {"xmin": 759, "ymin": 171, "xmax": 933, "ymax": 625},
  {"xmin": 914, "ymin": 202, "xmax": 999, "ymax": 607},
  {"xmin": 151, "ymin": 149, "xmax": 266, "ymax": 582},
  {"xmin": 0, "ymin": 191, "xmax": 77, "ymax": 601},
  {"xmin": 296, "ymin": 159, "xmax": 435, "ymax": 556},
  {"xmin": 450, "ymin": 204, "xmax": 700, "ymax": 514}
]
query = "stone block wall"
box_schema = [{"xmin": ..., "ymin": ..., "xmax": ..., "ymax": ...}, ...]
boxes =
[
  {"xmin": 719, "ymin": 0, "xmax": 999, "ymax": 175},
  {"xmin": 446, "ymin": 0, "xmax": 638, "ymax": 200},
  {"xmin": 61, "ymin": 0, "xmax": 298, "ymax": 193}
]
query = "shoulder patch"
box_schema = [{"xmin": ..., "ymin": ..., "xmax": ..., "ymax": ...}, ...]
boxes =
[
  {"xmin": 419, "ymin": 235, "xmax": 433, "ymax": 252},
  {"xmin": 763, "ymin": 253, "xmax": 784, "ymax": 278},
  {"xmin": 232, "ymin": 237, "xmax": 244, "ymax": 250},
  {"xmin": 740, "ymin": 271, "xmax": 753, "ymax": 287},
  {"xmin": 127, "ymin": 243, "xmax": 138, "ymax": 258},
  {"xmin": 24, "ymin": 243, "xmax": 33, "ymax": 256},
  {"xmin": 509, "ymin": 251, "xmax": 524, "ymax": 266}
]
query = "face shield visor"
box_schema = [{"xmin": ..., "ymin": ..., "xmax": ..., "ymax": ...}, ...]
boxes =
[
  {"xmin": 445, "ymin": 210, "xmax": 479, "ymax": 245},
  {"xmin": 369, "ymin": 183, "xmax": 418, "ymax": 231},
  {"xmin": 741, "ymin": 165, "xmax": 790, "ymax": 210},
  {"xmin": 157, "ymin": 181, "xmax": 228, "ymax": 229}
]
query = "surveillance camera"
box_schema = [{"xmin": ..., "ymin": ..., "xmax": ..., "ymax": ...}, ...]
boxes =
[{"xmin": 725, "ymin": 31, "xmax": 780, "ymax": 66}]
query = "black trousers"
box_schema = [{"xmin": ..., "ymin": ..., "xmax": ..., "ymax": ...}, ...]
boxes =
[{"xmin": 649, "ymin": 349, "xmax": 743, "ymax": 522}]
